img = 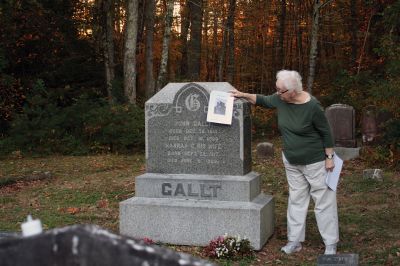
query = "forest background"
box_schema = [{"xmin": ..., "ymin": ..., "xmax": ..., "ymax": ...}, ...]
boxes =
[{"xmin": 0, "ymin": 0, "xmax": 399, "ymax": 168}]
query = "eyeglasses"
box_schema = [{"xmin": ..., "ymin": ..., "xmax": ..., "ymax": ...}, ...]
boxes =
[{"xmin": 276, "ymin": 88, "xmax": 289, "ymax": 95}]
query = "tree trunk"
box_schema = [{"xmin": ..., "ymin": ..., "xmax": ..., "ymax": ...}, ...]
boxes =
[
  {"xmin": 307, "ymin": 0, "xmax": 334, "ymax": 92},
  {"xmin": 350, "ymin": 0, "xmax": 358, "ymax": 68},
  {"xmin": 137, "ymin": 0, "xmax": 146, "ymax": 46},
  {"xmin": 277, "ymin": 0, "xmax": 286, "ymax": 69},
  {"xmin": 124, "ymin": 0, "xmax": 139, "ymax": 104},
  {"xmin": 179, "ymin": 0, "xmax": 190, "ymax": 80},
  {"xmin": 357, "ymin": 13, "xmax": 373, "ymax": 75},
  {"xmin": 226, "ymin": 0, "xmax": 236, "ymax": 84},
  {"xmin": 211, "ymin": 7, "xmax": 218, "ymax": 81},
  {"xmin": 187, "ymin": 0, "xmax": 203, "ymax": 80},
  {"xmin": 100, "ymin": 0, "xmax": 115, "ymax": 104},
  {"xmin": 217, "ymin": 20, "xmax": 227, "ymax": 81},
  {"xmin": 295, "ymin": 0, "xmax": 303, "ymax": 74},
  {"xmin": 144, "ymin": 0, "xmax": 155, "ymax": 99},
  {"xmin": 307, "ymin": 0, "xmax": 320, "ymax": 94},
  {"xmin": 114, "ymin": 0, "xmax": 124, "ymax": 66},
  {"xmin": 203, "ymin": 1, "xmax": 209, "ymax": 80},
  {"xmin": 156, "ymin": 0, "xmax": 174, "ymax": 91}
]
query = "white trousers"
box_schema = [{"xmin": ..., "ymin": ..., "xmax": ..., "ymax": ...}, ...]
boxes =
[{"xmin": 283, "ymin": 154, "xmax": 339, "ymax": 245}]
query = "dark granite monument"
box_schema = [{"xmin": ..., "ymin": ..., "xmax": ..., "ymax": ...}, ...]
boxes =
[{"xmin": 0, "ymin": 225, "xmax": 215, "ymax": 266}]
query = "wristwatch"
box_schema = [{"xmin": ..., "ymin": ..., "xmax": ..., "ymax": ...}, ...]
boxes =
[{"xmin": 325, "ymin": 153, "xmax": 334, "ymax": 159}]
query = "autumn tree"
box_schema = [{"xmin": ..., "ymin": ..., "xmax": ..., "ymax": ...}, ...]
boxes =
[
  {"xmin": 96, "ymin": 0, "xmax": 116, "ymax": 104},
  {"xmin": 144, "ymin": 0, "xmax": 156, "ymax": 99},
  {"xmin": 156, "ymin": 0, "xmax": 174, "ymax": 92},
  {"xmin": 124, "ymin": 0, "xmax": 139, "ymax": 104},
  {"xmin": 187, "ymin": 0, "xmax": 203, "ymax": 80}
]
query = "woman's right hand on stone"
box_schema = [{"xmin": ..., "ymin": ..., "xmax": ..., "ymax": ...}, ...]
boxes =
[{"xmin": 230, "ymin": 89, "xmax": 243, "ymax": 98}]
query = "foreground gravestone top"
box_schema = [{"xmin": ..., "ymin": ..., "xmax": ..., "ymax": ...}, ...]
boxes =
[
  {"xmin": 145, "ymin": 82, "xmax": 252, "ymax": 176},
  {"xmin": 0, "ymin": 225, "xmax": 215, "ymax": 266}
]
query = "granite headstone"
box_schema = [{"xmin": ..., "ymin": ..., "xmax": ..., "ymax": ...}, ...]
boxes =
[
  {"xmin": 120, "ymin": 82, "xmax": 275, "ymax": 250},
  {"xmin": 325, "ymin": 104, "xmax": 357, "ymax": 148},
  {"xmin": 363, "ymin": 168, "xmax": 383, "ymax": 181},
  {"xmin": 362, "ymin": 105, "xmax": 378, "ymax": 143},
  {"xmin": 256, "ymin": 142, "xmax": 274, "ymax": 159},
  {"xmin": 145, "ymin": 83, "xmax": 251, "ymax": 175}
]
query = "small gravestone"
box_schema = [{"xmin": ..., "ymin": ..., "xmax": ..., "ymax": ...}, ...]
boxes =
[
  {"xmin": 0, "ymin": 225, "xmax": 215, "ymax": 266},
  {"xmin": 363, "ymin": 168, "xmax": 383, "ymax": 181},
  {"xmin": 120, "ymin": 82, "xmax": 274, "ymax": 250},
  {"xmin": 317, "ymin": 254, "xmax": 359, "ymax": 266},
  {"xmin": 325, "ymin": 104, "xmax": 357, "ymax": 148},
  {"xmin": 362, "ymin": 105, "xmax": 378, "ymax": 144},
  {"xmin": 256, "ymin": 142, "xmax": 274, "ymax": 158}
]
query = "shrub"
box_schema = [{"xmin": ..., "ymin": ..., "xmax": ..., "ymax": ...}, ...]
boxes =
[
  {"xmin": 0, "ymin": 81, "xmax": 145, "ymax": 155},
  {"xmin": 252, "ymin": 106, "xmax": 278, "ymax": 139},
  {"xmin": 203, "ymin": 234, "xmax": 253, "ymax": 260}
]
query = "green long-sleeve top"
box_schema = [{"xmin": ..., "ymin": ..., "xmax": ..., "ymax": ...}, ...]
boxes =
[{"xmin": 256, "ymin": 93, "xmax": 334, "ymax": 165}]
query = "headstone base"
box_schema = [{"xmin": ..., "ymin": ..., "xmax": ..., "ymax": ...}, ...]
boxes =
[
  {"xmin": 335, "ymin": 147, "xmax": 360, "ymax": 161},
  {"xmin": 120, "ymin": 194, "xmax": 274, "ymax": 250},
  {"xmin": 135, "ymin": 172, "xmax": 261, "ymax": 202}
]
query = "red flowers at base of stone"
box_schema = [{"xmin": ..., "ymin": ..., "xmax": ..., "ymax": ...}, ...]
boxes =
[
  {"xmin": 203, "ymin": 234, "xmax": 253, "ymax": 259},
  {"xmin": 142, "ymin": 237, "xmax": 155, "ymax": 245}
]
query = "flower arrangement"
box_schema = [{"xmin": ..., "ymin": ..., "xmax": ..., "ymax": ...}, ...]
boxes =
[
  {"xmin": 141, "ymin": 237, "xmax": 155, "ymax": 244},
  {"xmin": 203, "ymin": 234, "xmax": 253, "ymax": 259}
]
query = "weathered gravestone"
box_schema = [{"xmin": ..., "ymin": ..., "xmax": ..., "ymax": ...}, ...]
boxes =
[
  {"xmin": 325, "ymin": 104, "xmax": 357, "ymax": 148},
  {"xmin": 363, "ymin": 168, "xmax": 383, "ymax": 181},
  {"xmin": 120, "ymin": 82, "xmax": 275, "ymax": 250},
  {"xmin": 362, "ymin": 105, "xmax": 393, "ymax": 144},
  {"xmin": 256, "ymin": 142, "xmax": 274, "ymax": 159},
  {"xmin": 325, "ymin": 104, "xmax": 360, "ymax": 160},
  {"xmin": 362, "ymin": 105, "xmax": 378, "ymax": 144},
  {"xmin": 317, "ymin": 254, "xmax": 359, "ymax": 266},
  {"xmin": 0, "ymin": 225, "xmax": 215, "ymax": 266}
]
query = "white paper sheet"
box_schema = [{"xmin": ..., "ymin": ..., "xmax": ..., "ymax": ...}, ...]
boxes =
[
  {"xmin": 206, "ymin": 91, "xmax": 234, "ymax": 125},
  {"xmin": 325, "ymin": 153, "xmax": 343, "ymax": 191}
]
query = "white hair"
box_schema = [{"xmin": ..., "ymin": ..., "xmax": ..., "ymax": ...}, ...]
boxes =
[{"xmin": 276, "ymin": 70, "xmax": 303, "ymax": 92}]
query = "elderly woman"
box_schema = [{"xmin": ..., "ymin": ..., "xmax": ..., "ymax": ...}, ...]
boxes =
[{"xmin": 231, "ymin": 70, "xmax": 339, "ymax": 255}]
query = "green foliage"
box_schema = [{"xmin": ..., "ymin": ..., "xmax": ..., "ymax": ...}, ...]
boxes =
[
  {"xmin": 0, "ymin": 81, "xmax": 144, "ymax": 155},
  {"xmin": 111, "ymin": 77, "xmax": 126, "ymax": 104},
  {"xmin": 251, "ymin": 107, "xmax": 278, "ymax": 139},
  {"xmin": 0, "ymin": 48, "xmax": 6, "ymax": 73},
  {"xmin": 384, "ymin": 119, "xmax": 400, "ymax": 146},
  {"xmin": 374, "ymin": 2, "xmax": 400, "ymax": 78},
  {"xmin": 45, "ymin": 55, "xmax": 104, "ymax": 88}
]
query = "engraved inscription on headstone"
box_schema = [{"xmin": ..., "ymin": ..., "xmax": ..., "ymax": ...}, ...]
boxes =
[
  {"xmin": 317, "ymin": 254, "xmax": 359, "ymax": 266},
  {"xmin": 146, "ymin": 83, "xmax": 251, "ymax": 175},
  {"xmin": 161, "ymin": 182, "xmax": 222, "ymax": 198},
  {"xmin": 135, "ymin": 172, "xmax": 261, "ymax": 202}
]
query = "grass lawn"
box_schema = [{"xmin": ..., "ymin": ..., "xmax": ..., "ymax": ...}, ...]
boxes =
[{"xmin": 1, "ymin": 143, "xmax": 399, "ymax": 265}]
